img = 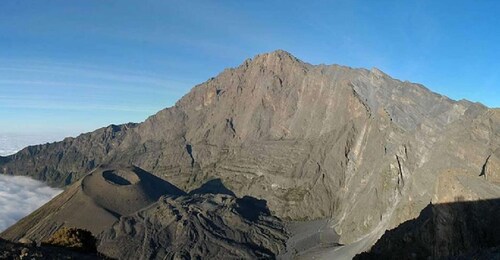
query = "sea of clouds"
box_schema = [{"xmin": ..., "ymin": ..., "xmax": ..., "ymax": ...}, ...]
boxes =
[
  {"xmin": 0, "ymin": 132, "xmax": 69, "ymax": 232},
  {"xmin": 0, "ymin": 175, "xmax": 62, "ymax": 231}
]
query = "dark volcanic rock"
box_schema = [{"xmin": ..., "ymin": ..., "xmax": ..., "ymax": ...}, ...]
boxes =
[
  {"xmin": 98, "ymin": 194, "xmax": 287, "ymax": 259},
  {"xmin": 0, "ymin": 237, "xmax": 106, "ymax": 260}
]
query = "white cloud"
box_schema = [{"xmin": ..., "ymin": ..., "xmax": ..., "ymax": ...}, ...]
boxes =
[
  {"xmin": 0, "ymin": 175, "xmax": 62, "ymax": 232},
  {"xmin": 0, "ymin": 134, "xmax": 66, "ymax": 232}
]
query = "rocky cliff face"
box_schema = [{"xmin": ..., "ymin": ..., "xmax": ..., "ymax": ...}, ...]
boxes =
[{"xmin": 1, "ymin": 50, "xmax": 499, "ymax": 257}]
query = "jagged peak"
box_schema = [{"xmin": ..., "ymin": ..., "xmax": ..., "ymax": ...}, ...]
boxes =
[
  {"xmin": 259, "ymin": 49, "xmax": 296, "ymax": 59},
  {"xmin": 246, "ymin": 49, "xmax": 305, "ymax": 67},
  {"xmin": 370, "ymin": 67, "xmax": 389, "ymax": 78}
]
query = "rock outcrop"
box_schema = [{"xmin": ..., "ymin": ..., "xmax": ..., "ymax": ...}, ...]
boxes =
[
  {"xmin": 98, "ymin": 194, "xmax": 287, "ymax": 259},
  {"xmin": 0, "ymin": 237, "xmax": 105, "ymax": 260}
]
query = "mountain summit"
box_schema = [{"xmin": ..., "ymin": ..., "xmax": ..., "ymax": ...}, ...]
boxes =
[{"xmin": 1, "ymin": 51, "xmax": 499, "ymax": 259}]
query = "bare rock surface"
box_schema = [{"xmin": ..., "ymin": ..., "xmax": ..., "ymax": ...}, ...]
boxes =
[{"xmin": 98, "ymin": 194, "xmax": 287, "ymax": 259}]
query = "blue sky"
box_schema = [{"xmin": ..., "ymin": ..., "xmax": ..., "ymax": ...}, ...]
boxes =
[{"xmin": 1, "ymin": 0, "xmax": 499, "ymax": 136}]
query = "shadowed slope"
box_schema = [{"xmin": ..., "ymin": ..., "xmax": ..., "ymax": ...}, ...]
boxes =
[
  {"xmin": 189, "ymin": 178, "xmax": 236, "ymax": 196},
  {"xmin": 355, "ymin": 199, "xmax": 500, "ymax": 259}
]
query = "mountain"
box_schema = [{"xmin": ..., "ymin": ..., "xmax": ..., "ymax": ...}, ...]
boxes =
[{"xmin": 1, "ymin": 50, "xmax": 499, "ymax": 259}]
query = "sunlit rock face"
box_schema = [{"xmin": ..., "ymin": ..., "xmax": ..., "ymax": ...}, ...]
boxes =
[
  {"xmin": 1, "ymin": 51, "xmax": 499, "ymax": 258},
  {"xmin": 0, "ymin": 174, "xmax": 61, "ymax": 231}
]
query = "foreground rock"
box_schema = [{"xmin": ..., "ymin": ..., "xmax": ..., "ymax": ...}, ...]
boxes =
[
  {"xmin": 0, "ymin": 237, "xmax": 105, "ymax": 260},
  {"xmin": 355, "ymin": 199, "xmax": 500, "ymax": 259},
  {"xmin": 355, "ymin": 171, "xmax": 500, "ymax": 259}
]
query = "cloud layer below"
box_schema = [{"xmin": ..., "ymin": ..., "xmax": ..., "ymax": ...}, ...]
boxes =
[{"xmin": 0, "ymin": 175, "xmax": 62, "ymax": 232}]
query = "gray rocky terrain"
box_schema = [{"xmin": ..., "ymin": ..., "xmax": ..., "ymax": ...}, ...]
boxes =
[
  {"xmin": 1, "ymin": 50, "xmax": 499, "ymax": 259},
  {"xmin": 98, "ymin": 193, "xmax": 287, "ymax": 259},
  {"xmin": 0, "ymin": 237, "xmax": 105, "ymax": 260}
]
